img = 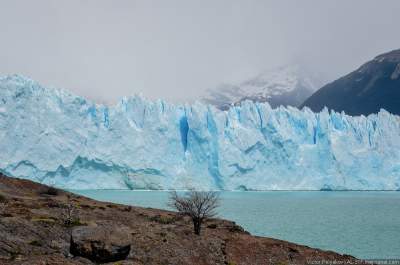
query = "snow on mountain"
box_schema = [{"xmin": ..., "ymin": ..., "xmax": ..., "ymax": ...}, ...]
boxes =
[
  {"xmin": 1, "ymin": 74, "xmax": 400, "ymax": 190},
  {"xmin": 203, "ymin": 65, "xmax": 325, "ymax": 110}
]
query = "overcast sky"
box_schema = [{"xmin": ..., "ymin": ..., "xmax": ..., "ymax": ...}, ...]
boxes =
[{"xmin": 0, "ymin": 0, "xmax": 399, "ymax": 103}]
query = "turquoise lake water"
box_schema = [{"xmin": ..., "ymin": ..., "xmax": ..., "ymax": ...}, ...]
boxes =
[{"xmin": 72, "ymin": 190, "xmax": 400, "ymax": 259}]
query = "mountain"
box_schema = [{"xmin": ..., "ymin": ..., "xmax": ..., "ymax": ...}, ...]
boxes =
[
  {"xmin": 301, "ymin": 49, "xmax": 400, "ymax": 115},
  {"xmin": 0, "ymin": 75, "xmax": 400, "ymax": 190},
  {"xmin": 203, "ymin": 65, "xmax": 325, "ymax": 110}
]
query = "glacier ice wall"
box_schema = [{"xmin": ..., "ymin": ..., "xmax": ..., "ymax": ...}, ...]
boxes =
[{"xmin": 0, "ymin": 75, "xmax": 400, "ymax": 190}]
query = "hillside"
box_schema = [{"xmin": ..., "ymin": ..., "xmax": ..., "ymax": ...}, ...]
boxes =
[
  {"xmin": 301, "ymin": 49, "xmax": 400, "ymax": 115},
  {"xmin": 0, "ymin": 173, "xmax": 363, "ymax": 264}
]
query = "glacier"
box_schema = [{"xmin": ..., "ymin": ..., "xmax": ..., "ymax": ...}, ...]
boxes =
[{"xmin": 0, "ymin": 74, "xmax": 400, "ymax": 190}]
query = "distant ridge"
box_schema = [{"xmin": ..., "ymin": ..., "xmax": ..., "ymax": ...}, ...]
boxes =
[
  {"xmin": 301, "ymin": 49, "xmax": 400, "ymax": 115},
  {"xmin": 203, "ymin": 65, "xmax": 325, "ymax": 110}
]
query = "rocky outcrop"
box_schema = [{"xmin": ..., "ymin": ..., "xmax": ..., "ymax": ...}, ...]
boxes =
[{"xmin": 70, "ymin": 223, "xmax": 132, "ymax": 262}]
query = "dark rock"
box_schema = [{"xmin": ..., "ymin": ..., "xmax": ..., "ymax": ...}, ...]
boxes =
[
  {"xmin": 70, "ymin": 224, "xmax": 132, "ymax": 263},
  {"xmin": 207, "ymin": 223, "xmax": 217, "ymax": 229},
  {"xmin": 228, "ymin": 222, "xmax": 248, "ymax": 234},
  {"xmin": 39, "ymin": 186, "xmax": 59, "ymax": 196}
]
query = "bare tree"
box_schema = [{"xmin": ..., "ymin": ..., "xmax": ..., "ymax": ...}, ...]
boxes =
[{"xmin": 169, "ymin": 190, "xmax": 220, "ymax": 235}]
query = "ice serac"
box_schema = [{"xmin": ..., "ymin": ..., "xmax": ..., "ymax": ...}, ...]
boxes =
[{"xmin": 0, "ymin": 75, "xmax": 400, "ymax": 190}]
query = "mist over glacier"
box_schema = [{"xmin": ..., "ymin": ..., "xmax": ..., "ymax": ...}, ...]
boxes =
[{"xmin": 0, "ymin": 75, "xmax": 399, "ymax": 190}]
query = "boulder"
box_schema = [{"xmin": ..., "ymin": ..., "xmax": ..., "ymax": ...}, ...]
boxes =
[{"xmin": 70, "ymin": 224, "xmax": 131, "ymax": 263}]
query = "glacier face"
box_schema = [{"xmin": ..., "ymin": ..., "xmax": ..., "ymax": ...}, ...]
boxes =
[{"xmin": 0, "ymin": 75, "xmax": 400, "ymax": 190}]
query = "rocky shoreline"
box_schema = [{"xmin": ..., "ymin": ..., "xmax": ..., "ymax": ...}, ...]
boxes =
[{"xmin": 0, "ymin": 173, "xmax": 365, "ymax": 264}]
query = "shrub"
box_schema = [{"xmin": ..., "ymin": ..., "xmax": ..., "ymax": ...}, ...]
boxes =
[
  {"xmin": 228, "ymin": 224, "xmax": 245, "ymax": 233},
  {"xmin": 62, "ymin": 195, "xmax": 81, "ymax": 227},
  {"xmin": 8, "ymin": 247, "xmax": 22, "ymax": 261},
  {"xmin": 46, "ymin": 201, "xmax": 61, "ymax": 208},
  {"xmin": 150, "ymin": 215, "xmax": 176, "ymax": 224},
  {"xmin": 207, "ymin": 223, "xmax": 217, "ymax": 229},
  {"xmin": 29, "ymin": 240, "xmax": 43, "ymax": 247},
  {"xmin": 0, "ymin": 202, "xmax": 6, "ymax": 217},
  {"xmin": 122, "ymin": 206, "xmax": 132, "ymax": 212},
  {"xmin": 40, "ymin": 186, "xmax": 59, "ymax": 196},
  {"xmin": 0, "ymin": 193, "xmax": 6, "ymax": 202},
  {"xmin": 31, "ymin": 217, "xmax": 57, "ymax": 224},
  {"xmin": 64, "ymin": 218, "xmax": 85, "ymax": 227},
  {"xmin": 0, "ymin": 194, "xmax": 9, "ymax": 217},
  {"xmin": 78, "ymin": 204, "xmax": 96, "ymax": 210}
]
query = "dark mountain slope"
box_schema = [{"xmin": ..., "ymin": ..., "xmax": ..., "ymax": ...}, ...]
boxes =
[{"xmin": 301, "ymin": 49, "xmax": 400, "ymax": 115}]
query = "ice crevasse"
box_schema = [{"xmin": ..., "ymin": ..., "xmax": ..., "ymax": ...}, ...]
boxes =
[{"xmin": 0, "ymin": 75, "xmax": 399, "ymax": 190}]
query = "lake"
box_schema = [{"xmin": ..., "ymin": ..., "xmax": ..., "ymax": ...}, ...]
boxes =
[{"xmin": 72, "ymin": 190, "xmax": 400, "ymax": 259}]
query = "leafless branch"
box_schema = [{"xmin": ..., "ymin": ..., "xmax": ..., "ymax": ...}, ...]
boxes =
[{"xmin": 169, "ymin": 190, "xmax": 220, "ymax": 235}]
